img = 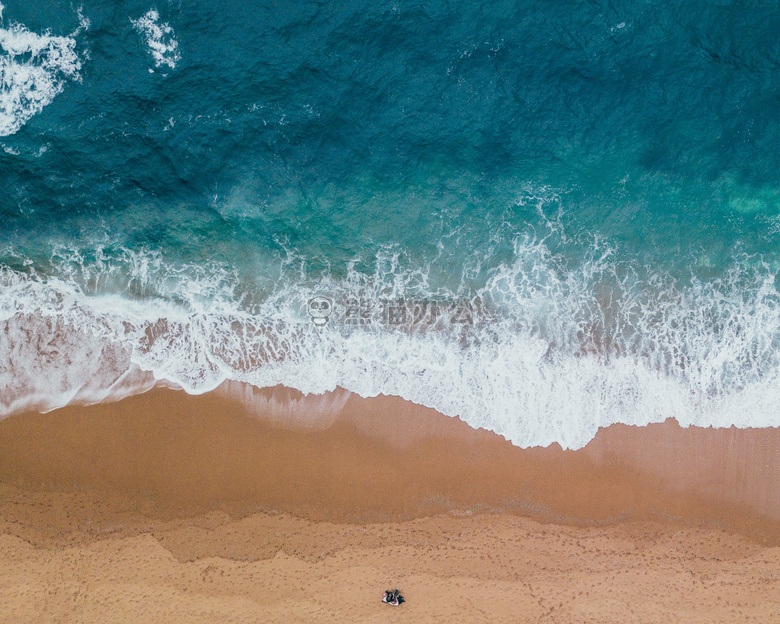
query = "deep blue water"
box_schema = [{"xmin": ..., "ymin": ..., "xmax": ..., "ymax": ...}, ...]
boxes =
[{"xmin": 2, "ymin": 0, "xmax": 780, "ymax": 447}]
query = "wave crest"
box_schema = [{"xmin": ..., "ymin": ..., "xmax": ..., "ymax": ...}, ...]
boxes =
[
  {"xmin": 0, "ymin": 7, "xmax": 86, "ymax": 137},
  {"xmin": 2, "ymin": 237, "xmax": 780, "ymax": 448},
  {"xmin": 131, "ymin": 9, "xmax": 180, "ymax": 70}
]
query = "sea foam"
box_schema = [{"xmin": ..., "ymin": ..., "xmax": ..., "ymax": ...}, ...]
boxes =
[
  {"xmin": 131, "ymin": 9, "xmax": 180, "ymax": 70},
  {"xmin": 0, "ymin": 7, "xmax": 85, "ymax": 137},
  {"xmin": 2, "ymin": 234, "xmax": 780, "ymax": 449}
]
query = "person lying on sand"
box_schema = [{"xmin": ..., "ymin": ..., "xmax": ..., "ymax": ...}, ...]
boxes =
[{"xmin": 382, "ymin": 588, "xmax": 405, "ymax": 605}]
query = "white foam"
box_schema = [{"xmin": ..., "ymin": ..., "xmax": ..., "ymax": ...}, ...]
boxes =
[
  {"xmin": 76, "ymin": 7, "xmax": 90, "ymax": 33},
  {"xmin": 2, "ymin": 238, "xmax": 780, "ymax": 448},
  {"xmin": 0, "ymin": 10, "xmax": 85, "ymax": 136},
  {"xmin": 131, "ymin": 9, "xmax": 180, "ymax": 70},
  {"xmin": 0, "ymin": 313, "xmax": 157, "ymax": 417}
]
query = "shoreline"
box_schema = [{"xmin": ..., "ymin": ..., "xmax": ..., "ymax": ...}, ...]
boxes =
[
  {"xmin": 1, "ymin": 385, "xmax": 779, "ymax": 622},
  {"xmin": 0, "ymin": 384, "xmax": 778, "ymax": 541}
]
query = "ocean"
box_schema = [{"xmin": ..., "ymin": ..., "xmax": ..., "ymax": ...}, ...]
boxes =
[{"xmin": 2, "ymin": 0, "xmax": 780, "ymax": 448}]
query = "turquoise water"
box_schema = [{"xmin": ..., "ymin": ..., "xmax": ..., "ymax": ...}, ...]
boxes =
[{"xmin": 2, "ymin": 0, "xmax": 780, "ymax": 447}]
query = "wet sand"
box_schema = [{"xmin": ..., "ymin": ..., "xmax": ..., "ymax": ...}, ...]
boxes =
[{"xmin": 0, "ymin": 385, "xmax": 778, "ymax": 622}]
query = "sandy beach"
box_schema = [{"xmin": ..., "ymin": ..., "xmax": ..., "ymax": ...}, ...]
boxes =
[
  {"xmin": 4, "ymin": 1, "xmax": 780, "ymax": 622},
  {"xmin": 0, "ymin": 386, "xmax": 779, "ymax": 622}
]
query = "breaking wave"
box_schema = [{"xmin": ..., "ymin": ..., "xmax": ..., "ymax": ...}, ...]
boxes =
[
  {"xmin": 2, "ymin": 231, "xmax": 780, "ymax": 449},
  {"xmin": 131, "ymin": 9, "xmax": 180, "ymax": 71},
  {"xmin": 0, "ymin": 4, "xmax": 87, "ymax": 137}
]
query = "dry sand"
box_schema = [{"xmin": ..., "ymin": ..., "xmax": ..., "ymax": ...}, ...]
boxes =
[{"xmin": 0, "ymin": 385, "xmax": 778, "ymax": 622}]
